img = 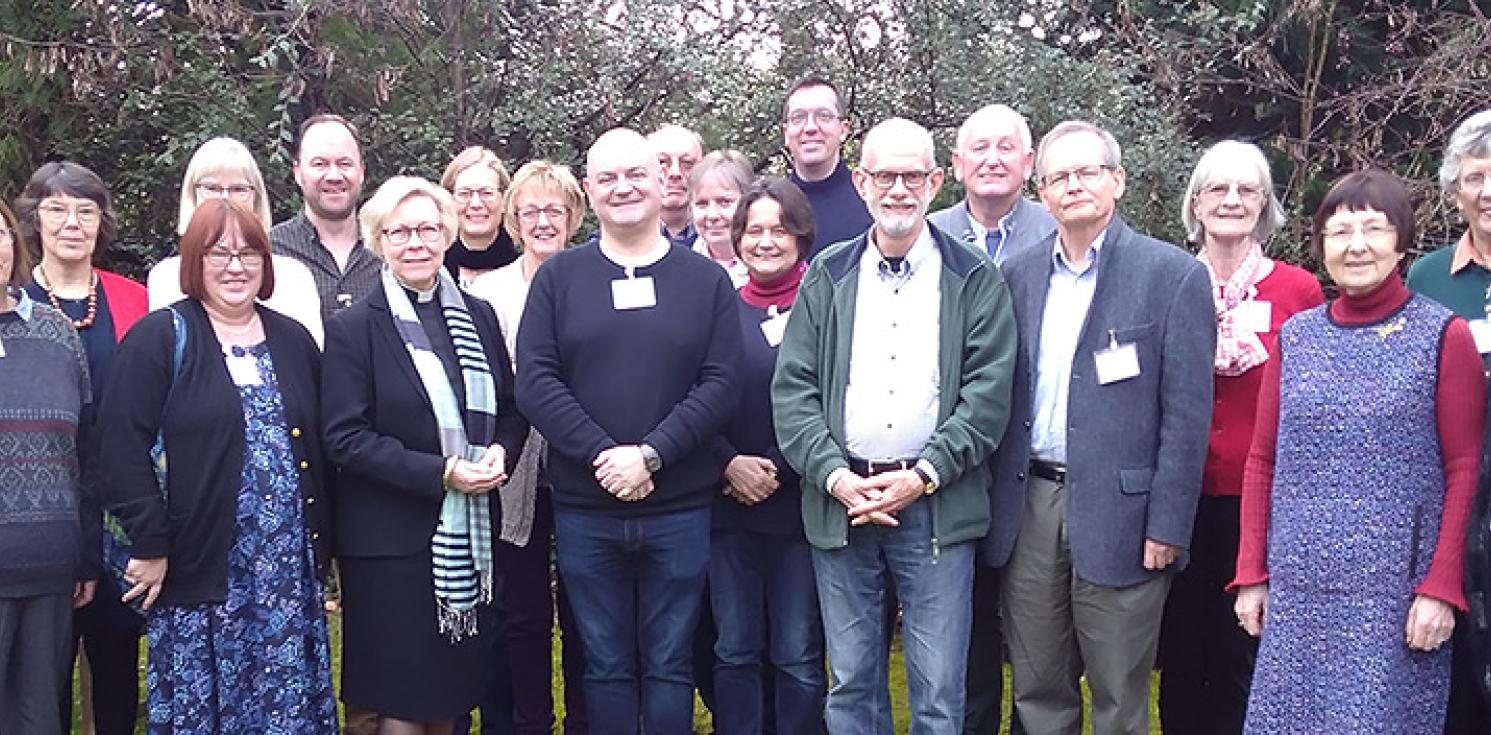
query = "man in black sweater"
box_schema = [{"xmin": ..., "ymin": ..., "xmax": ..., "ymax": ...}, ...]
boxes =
[{"xmin": 515, "ymin": 127, "xmax": 741, "ymax": 733}]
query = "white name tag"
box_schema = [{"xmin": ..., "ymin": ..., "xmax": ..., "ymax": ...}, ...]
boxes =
[
  {"xmin": 760, "ymin": 306, "xmax": 790, "ymax": 347},
  {"xmin": 1094, "ymin": 339, "xmax": 1141, "ymax": 385},
  {"xmin": 1469, "ymin": 319, "xmax": 1491, "ymax": 354},
  {"xmin": 1231, "ymin": 300, "xmax": 1272, "ymax": 335},
  {"xmin": 225, "ymin": 351, "xmax": 263, "ymax": 386},
  {"xmin": 611, "ymin": 276, "xmax": 657, "ymax": 310}
]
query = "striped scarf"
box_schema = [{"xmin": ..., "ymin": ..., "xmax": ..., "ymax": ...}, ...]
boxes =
[{"xmin": 381, "ymin": 267, "xmax": 497, "ymax": 642}]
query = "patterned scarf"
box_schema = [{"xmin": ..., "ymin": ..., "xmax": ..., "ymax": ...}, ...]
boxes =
[
  {"xmin": 380, "ymin": 267, "xmax": 497, "ymax": 642},
  {"xmin": 1198, "ymin": 242, "xmax": 1270, "ymax": 377}
]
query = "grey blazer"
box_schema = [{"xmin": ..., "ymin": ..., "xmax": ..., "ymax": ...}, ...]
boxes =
[
  {"xmin": 928, "ymin": 197, "xmax": 1057, "ymax": 264},
  {"xmin": 983, "ymin": 216, "xmax": 1216, "ymax": 588}
]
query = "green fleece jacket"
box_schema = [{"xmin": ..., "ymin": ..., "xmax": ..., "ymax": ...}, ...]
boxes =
[{"xmin": 771, "ymin": 225, "xmax": 1018, "ymax": 550}]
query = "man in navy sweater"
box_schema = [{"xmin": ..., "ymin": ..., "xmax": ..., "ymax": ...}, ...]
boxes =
[
  {"xmin": 515, "ymin": 127, "xmax": 741, "ymax": 734},
  {"xmin": 783, "ymin": 76, "xmax": 873, "ymax": 259}
]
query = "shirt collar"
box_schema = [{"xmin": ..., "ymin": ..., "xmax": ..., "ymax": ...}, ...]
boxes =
[
  {"xmin": 862, "ymin": 222, "xmax": 937, "ymax": 276},
  {"xmin": 11, "ymin": 287, "xmax": 34, "ymax": 321},
  {"xmin": 662, "ymin": 220, "xmax": 696, "ymax": 246},
  {"xmin": 1052, "ymin": 228, "xmax": 1106, "ymax": 275},
  {"xmin": 1450, "ymin": 230, "xmax": 1491, "ymax": 274}
]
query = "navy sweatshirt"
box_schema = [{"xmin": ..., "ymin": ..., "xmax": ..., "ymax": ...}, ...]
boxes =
[
  {"xmin": 515, "ymin": 243, "xmax": 741, "ymax": 517},
  {"xmin": 710, "ymin": 300, "xmax": 803, "ymax": 534},
  {"xmin": 790, "ymin": 160, "xmax": 872, "ymax": 260}
]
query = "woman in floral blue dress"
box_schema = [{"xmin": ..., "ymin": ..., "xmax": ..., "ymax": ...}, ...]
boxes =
[{"xmin": 98, "ymin": 199, "xmax": 336, "ymax": 734}]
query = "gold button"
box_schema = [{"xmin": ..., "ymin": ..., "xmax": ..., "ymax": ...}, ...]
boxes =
[
  {"xmin": 312, "ymin": 532, "xmax": 320, "ymax": 540},
  {"xmin": 291, "ymin": 427, "xmax": 302, "ymax": 438},
  {"xmin": 305, "ymin": 497, "xmax": 315, "ymax": 505},
  {"xmin": 299, "ymin": 460, "xmax": 310, "ymax": 470}
]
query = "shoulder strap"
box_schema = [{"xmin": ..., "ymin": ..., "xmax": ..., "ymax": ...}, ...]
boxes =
[{"xmin": 166, "ymin": 306, "xmax": 186, "ymax": 385}]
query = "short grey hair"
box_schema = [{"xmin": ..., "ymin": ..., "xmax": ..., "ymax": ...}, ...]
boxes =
[
  {"xmin": 1439, "ymin": 109, "xmax": 1491, "ymax": 196},
  {"xmin": 1034, "ymin": 120, "xmax": 1121, "ymax": 180},
  {"xmin": 358, "ymin": 176, "xmax": 459, "ymax": 258},
  {"xmin": 689, "ymin": 150, "xmax": 754, "ymax": 195},
  {"xmin": 955, "ymin": 104, "xmax": 1034, "ymax": 153},
  {"xmin": 859, "ymin": 117, "xmax": 936, "ymax": 169},
  {"xmin": 1181, "ymin": 140, "xmax": 1287, "ymax": 244}
]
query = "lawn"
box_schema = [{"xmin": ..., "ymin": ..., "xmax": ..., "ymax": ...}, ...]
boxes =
[{"xmin": 75, "ymin": 612, "xmax": 1160, "ymax": 734}]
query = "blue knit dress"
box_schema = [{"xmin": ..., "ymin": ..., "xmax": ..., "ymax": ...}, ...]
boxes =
[{"xmin": 1245, "ymin": 295, "xmax": 1454, "ymax": 733}]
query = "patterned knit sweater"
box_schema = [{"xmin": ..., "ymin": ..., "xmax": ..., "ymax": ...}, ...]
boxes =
[{"xmin": 0, "ymin": 292, "xmax": 95, "ymax": 597}]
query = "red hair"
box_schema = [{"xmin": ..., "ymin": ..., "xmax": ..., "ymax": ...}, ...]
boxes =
[{"xmin": 178, "ymin": 199, "xmax": 275, "ymax": 301}]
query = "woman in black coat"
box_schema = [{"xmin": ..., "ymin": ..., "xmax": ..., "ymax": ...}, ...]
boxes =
[{"xmin": 322, "ymin": 176, "xmax": 527, "ymax": 735}]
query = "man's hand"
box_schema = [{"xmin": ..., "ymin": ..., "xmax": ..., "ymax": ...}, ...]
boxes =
[
  {"xmin": 724, "ymin": 455, "xmax": 779, "ymax": 505},
  {"xmin": 594, "ymin": 446, "xmax": 652, "ymax": 500},
  {"xmin": 852, "ymin": 470, "xmax": 925, "ymax": 518},
  {"xmin": 1234, "ymin": 583, "xmax": 1268, "ymax": 637},
  {"xmin": 830, "ymin": 473, "xmax": 899, "ymax": 527},
  {"xmin": 73, "ymin": 580, "xmax": 96, "ymax": 609},
  {"xmin": 1142, "ymin": 538, "xmax": 1182, "ymax": 571}
]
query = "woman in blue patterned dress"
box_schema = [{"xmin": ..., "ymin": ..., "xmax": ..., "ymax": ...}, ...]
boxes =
[
  {"xmin": 1230, "ymin": 171, "xmax": 1485, "ymax": 733},
  {"xmin": 97, "ymin": 199, "xmax": 336, "ymax": 734}
]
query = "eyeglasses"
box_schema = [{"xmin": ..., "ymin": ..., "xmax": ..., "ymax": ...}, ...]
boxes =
[
  {"xmin": 1199, "ymin": 181, "xmax": 1264, "ymax": 202},
  {"xmin": 0, "ymin": 228, "xmax": 12, "ymax": 243},
  {"xmin": 37, "ymin": 201, "xmax": 102, "ymax": 226},
  {"xmin": 1322, "ymin": 221, "xmax": 1396, "ymax": 243},
  {"xmin": 383, "ymin": 223, "xmax": 444, "ymax": 245},
  {"xmin": 196, "ymin": 183, "xmax": 256, "ymax": 202},
  {"xmin": 785, "ymin": 110, "xmax": 841, "ymax": 129},
  {"xmin": 1039, "ymin": 165, "xmax": 1113, "ymax": 191},
  {"xmin": 454, "ymin": 187, "xmax": 502, "ymax": 203},
  {"xmin": 204, "ymin": 248, "xmax": 265, "ymax": 268},
  {"xmin": 861, "ymin": 169, "xmax": 934, "ymax": 190},
  {"xmin": 1459, "ymin": 172, "xmax": 1489, "ymax": 193},
  {"xmin": 518, "ymin": 205, "xmax": 568, "ymax": 223}
]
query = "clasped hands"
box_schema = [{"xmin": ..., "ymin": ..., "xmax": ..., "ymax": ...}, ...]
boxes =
[
  {"xmin": 831, "ymin": 470, "xmax": 926, "ymax": 527},
  {"xmin": 724, "ymin": 455, "xmax": 779, "ymax": 506},
  {"xmin": 594, "ymin": 445, "xmax": 653, "ymax": 502},
  {"xmin": 445, "ymin": 445, "xmax": 508, "ymax": 494}
]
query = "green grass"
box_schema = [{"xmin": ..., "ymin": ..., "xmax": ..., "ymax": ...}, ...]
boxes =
[{"xmin": 74, "ymin": 613, "xmax": 1160, "ymax": 734}]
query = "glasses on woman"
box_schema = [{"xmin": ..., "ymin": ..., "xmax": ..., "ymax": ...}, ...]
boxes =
[
  {"xmin": 383, "ymin": 224, "xmax": 444, "ymax": 245},
  {"xmin": 453, "ymin": 188, "xmax": 502, "ymax": 204},
  {"xmin": 197, "ymin": 183, "xmax": 256, "ymax": 202},
  {"xmin": 518, "ymin": 205, "xmax": 568, "ymax": 223},
  {"xmin": 37, "ymin": 201, "xmax": 102, "ymax": 226},
  {"xmin": 1199, "ymin": 181, "xmax": 1264, "ymax": 202},
  {"xmin": 1322, "ymin": 222, "xmax": 1396, "ymax": 243},
  {"xmin": 204, "ymin": 248, "xmax": 265, "ymax": 268}
]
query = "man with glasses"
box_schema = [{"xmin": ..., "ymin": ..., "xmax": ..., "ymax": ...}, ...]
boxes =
[
  {"xmin": 928, "ymin": 101, "xmax": 1055, "ymax": 735},
  {"xmin": 989, "ymin": 120, "xmax": 1215, "ymax": 734},
  {"xmin": 270, "ymin": 113, "xmax": 379, "ymax": 323},
  {"xmin": 772, "ymin": 117, "xmax": 1017, "ymax": 733},
  {"xmin": 782, "ymin": 76, "xmax": 873, "ymax": 259}
]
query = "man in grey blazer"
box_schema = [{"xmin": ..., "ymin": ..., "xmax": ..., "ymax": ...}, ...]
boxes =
[
  {"xmin": 988, "ymin": 120, "xmax": 1215, "ymax": 735},
  {"xmin": 929, "ymin": 104, "xmax": 1056, "ymax": 268},
  {"xmin": 929, "ymin": 102, "xmax": 1055, "ymax": 735}
]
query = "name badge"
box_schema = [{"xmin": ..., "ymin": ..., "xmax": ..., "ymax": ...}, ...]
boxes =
[
  {"xmin": 760, "ymin": 305, "xmax": 790, "ymax": 347},
  {"xmin": 225, "ymin": 351, "xmax": 263, "ymax": 386},
  {"xmin": 1231, "ymin": 300, "xmax": 1272, "ymax": 335},
  {"xmin": 1094, "ymin": 331, "xmax": 1141, "ymax": 385},
  {"xmin": 611, "ymin": 272, "xmax": 657, "ymax": 310},
  {"xmin": 1469, "ymin": 319, "xmax": 1491, "ymax": 354}
]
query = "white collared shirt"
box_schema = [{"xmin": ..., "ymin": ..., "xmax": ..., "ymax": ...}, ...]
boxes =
[
  {"xmin": 1030, "ymin": 231, "xmax": 1106, "ymax": 463},
  {"xmin": 843, "ymin": 225, "xmax": 942, "ymax": 462},
  {"xmin": 692, "ymin": 240, "xmax": 750, "ymax": 288}
]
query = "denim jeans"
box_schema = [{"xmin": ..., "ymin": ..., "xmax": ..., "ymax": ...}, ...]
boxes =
[
  {"xmin": 554, "ymin": 506, "xmax": 710, "ymax": 735},
  {"xmin": 710, "ymin": 529, "xmax": 825, "ymax": 735},
  {"xmin": 812, "ymin": 499, "xmax": 974, "ymax": 735}
]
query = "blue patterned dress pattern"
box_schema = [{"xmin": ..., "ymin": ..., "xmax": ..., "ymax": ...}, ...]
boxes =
[{"xmin": 146, "ymin": 343, "xmax": 338, "ymax": 735}]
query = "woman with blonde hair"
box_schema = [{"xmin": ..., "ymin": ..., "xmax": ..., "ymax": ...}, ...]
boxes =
[{"xmin": 440, "ymin": 146, "xmax": 518, "ymax": 286}]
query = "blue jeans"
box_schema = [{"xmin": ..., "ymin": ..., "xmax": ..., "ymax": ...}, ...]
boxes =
[
  {"xmin": 710, "ymin": 529, "xmax": 826, "ymax": 735},
  {"xmin": 812, "ymin": 499, "xmax": 974, "ymax": 735},
  {"xmin": 554, "ymin": 506, "xmax": 710, "ymax": 735}
]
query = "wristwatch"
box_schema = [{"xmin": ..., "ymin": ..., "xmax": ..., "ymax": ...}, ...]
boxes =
[
  {"xmin": 913, "ymin": 465, "xmax": 938, "ymax": 495},
  {"xmin": 639, "ymin": 443, "xmax": 662, "ymax": 473}
]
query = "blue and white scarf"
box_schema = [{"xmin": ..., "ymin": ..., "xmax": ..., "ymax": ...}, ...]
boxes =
[{"xmin": 381, "ymin": 266, "xmax": 497, "ymax": 642}]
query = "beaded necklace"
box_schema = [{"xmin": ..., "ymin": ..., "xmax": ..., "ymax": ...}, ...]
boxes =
[{"xmin": 34, "ymin": 265, "xmax": 98, "ymax": 330}]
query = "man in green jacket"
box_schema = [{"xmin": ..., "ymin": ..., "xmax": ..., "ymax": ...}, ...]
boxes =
[{"xmin": 771, "ymin": 116, "xmax": 1018, "ymax": 734}]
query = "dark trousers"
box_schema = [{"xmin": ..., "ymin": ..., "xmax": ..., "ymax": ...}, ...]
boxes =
[
  {"xmin": 59, "ymin": 575, "xmax": 143, "ymax": 735},
  {"xmin": 555, "ymin": 506, "xmax": 711, "ymax": 734},
  {"xmin": 964, "ymin": 561, "xmax": 1019, "ymax": 735},
  {"xmin": 1443, "ymin": 615, "xmax": 1491, "ymax": 735},
  {"xmin": 709, "ymin": 529, "xmax": 825, "ymax": 735},
  {"xmin": 459, "ymin": 486, "xmax": 589, "ymax": 734},
  {"xmin": 1157, "ymin": 494, "xmax": 1256, "ymax": 735},
  {"xmin": 1, "ymin": 593, "xmax": 73, "ymax": 734}
]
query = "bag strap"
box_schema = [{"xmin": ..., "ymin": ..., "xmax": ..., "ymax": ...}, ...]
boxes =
[{"xmin": 166, "ymin": 306, "xmax": 186, "ymax": 385}]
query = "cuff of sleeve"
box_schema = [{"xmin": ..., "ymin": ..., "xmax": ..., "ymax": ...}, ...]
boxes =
[
  {"xmin": 915, "ymin": 459, "xmax": 941, "ymax": 488},
  {"xmin": 1225, "ymin": 570, "xmax": 1269, "ymax": 594},
  {"xmin": 826, "ymin": 467, "xmax": 853, "ymax": 496},
  {"xmin": 1415, "ymin": 577, "xmax": 1470, "ymax": 613}
]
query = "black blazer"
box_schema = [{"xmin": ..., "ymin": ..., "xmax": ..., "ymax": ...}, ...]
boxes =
[
  {"xmin": 322, "ymin": 285, "xmax": 527, "ymax": 558},
  {"xmin": 98, "ymin": 300, "xmax": 329, "ymax": 606}
]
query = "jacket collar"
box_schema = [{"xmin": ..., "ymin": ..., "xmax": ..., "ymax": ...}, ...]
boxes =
[{"xmin": 820, "ymin": 220, "xmax": 986, "ymax": 283}]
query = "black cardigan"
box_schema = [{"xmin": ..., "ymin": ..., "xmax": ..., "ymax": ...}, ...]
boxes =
[
  {"xmin": 321, "ymin": 285, "xmax": 528, "ymax": 558},
  {"xmin": 97, "ymin": 300, "xmax": 330, "ymax": 606}
]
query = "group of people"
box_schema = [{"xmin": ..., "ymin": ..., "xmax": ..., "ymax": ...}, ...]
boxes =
[{"xmin": 1, "ymin": 71, "xmax": 1490, "ymax": 735}]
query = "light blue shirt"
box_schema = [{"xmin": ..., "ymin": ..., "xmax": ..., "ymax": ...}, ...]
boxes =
[{"xmin": 1030, "ymin": 231, "xmax": 1106, "ymax": 463}]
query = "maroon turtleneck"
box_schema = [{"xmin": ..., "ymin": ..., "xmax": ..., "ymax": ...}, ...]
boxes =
[
  {"xmin": 1232, "ymin": 272, "xmax": 1485, "ymax": 610},
  {"xmin": 739, "ymin": 261, "xmax": 807, "ymax": 311}
]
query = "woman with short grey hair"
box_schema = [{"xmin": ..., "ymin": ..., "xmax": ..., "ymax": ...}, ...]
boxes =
[{"xmin": 1157, "ymin": 140, "xmax": 1322, "ymax": 735}]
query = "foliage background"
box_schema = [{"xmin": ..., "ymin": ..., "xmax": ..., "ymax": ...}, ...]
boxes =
[{"xmin": 2, "ymin": 0, "xmax": 1489, "ymax": 279}]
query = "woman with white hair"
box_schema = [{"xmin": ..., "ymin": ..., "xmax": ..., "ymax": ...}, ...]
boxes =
[
  {"xmin": 148, "ymin": 137, "xmax": 323, "ymax": 345},
  {"xmin": 1405, "ymin": 108, "xmax": 1491, "ymax": 733},
  {"xmin": 1156, "ymin": 140, "xmax": 1322, "ymax": 735},
  {"xmin": 321, "ymin": 176, "xmax": 529, "ymax": 734}
]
